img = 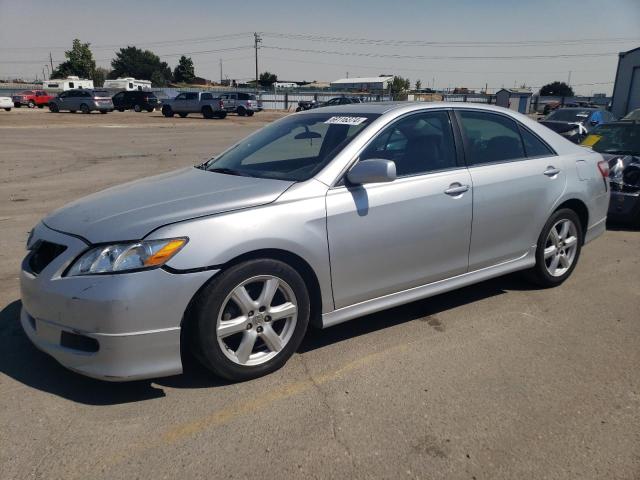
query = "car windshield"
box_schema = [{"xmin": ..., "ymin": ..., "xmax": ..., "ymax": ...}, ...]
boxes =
[
  {"xmin": 203, "ymin": 112, "xmax": 380, "ymax": 181},
  {"xmin": 583, "ymin": 123, "xmax": 640, "ymax": 155},
  {"xmin": 546, "ymin": 109, "xmax": 593, "ymax": 122},
  {"xmin": 622, "ymin": 109, "xmax": 640, "ymax": 121}
]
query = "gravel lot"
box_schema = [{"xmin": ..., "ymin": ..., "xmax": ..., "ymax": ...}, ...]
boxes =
[{"xmin": 1, "ymin": 108, "xmax": 639, "ymax": 480}]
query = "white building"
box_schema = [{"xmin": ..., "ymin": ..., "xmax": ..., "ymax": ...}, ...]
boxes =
[
  {"xmin": 273, "ymin": 82, "xmax": 299, "ymax": 89},
  {"xmin": 103, "ymin": 77, "xmax": 152, "ymax": 91},
  {"xmin": 43, "ymin": 76, "xmax": 94, "ymax": 91},
  {"xmin": 330, "ymin": 76, "xmax": 393, "ymax": 91}
]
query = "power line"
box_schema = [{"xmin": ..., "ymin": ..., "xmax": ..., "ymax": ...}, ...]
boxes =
[{"xmin": 262, "ymin": 45, "xmax": 621, "ymax": 60}]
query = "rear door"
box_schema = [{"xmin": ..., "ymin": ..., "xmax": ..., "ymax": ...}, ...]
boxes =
[
  {"xmin": 454, "ymin": 109, "xmax": 565, "ymax": 271},
  {"xmin": 326, "ymin": 109, "xmax": 473, "ymax": 308}
]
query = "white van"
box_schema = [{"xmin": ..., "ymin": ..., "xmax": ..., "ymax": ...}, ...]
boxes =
[
  {"xmin": 103, "ymin": 78, "xmax": 152, "ymax": 91},
  {"xmin": 43, "ymin": 76, "xmax": 94, "ymax": 91}
]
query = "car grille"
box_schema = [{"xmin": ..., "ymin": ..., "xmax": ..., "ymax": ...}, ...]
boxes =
[{"xmin": 28, "ymin": 241, "xmax": 67, "ymax": 275}]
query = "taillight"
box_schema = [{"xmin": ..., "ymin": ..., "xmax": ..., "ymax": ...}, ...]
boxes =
[
  {"xmin": 597, "ymin": 160, "xmax": 609, "ymax": 178},
  {"xmin": 219, "ymin": 100, "xmax": 224, "ymax": 108}
]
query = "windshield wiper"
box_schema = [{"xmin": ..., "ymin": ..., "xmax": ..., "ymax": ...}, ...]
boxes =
[{"xmin": 207, "ymin": 167, "xmax": 253, "ymax": 177}]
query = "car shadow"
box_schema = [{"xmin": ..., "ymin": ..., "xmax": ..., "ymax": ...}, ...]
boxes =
[
  {"xmin": 606, "ymin": 220, "xmax": 639, "ymax": 232},
  {"xmin": 0, "ymin": 273, "xmax": 530, "ymax": 405}
]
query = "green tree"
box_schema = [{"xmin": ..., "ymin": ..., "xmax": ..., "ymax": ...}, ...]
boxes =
[
  {"xmin": 50, "ymin": 39, "xmax": 96, "ymax": 79},
  {"xmin": 92, "ymin": 67, "xmax": 110, "ymax": 87},
  {"xmin": 415, "ymin": 79, "xmax": 422, "ymax": 90},
  {"xmin": 389, "ymin": 76, "xmax": 411, "ymax": 100},
  {"xmin": 110, "ymin": 46, "xmax": 172, "ymax": 85},
  {"xmin": 173, "ymin": 55, "xmax": 196, "ymax": 84},
  {"xmin": 259, "ymin": 71, "xmax": 277, "ymax": 88},
  {"xmin": 539, "ymin": 81, "xmax": 574, "ymax": 97}
]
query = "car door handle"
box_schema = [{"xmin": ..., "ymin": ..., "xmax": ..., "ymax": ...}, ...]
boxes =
[
  {"xmin": 444, "ymin": 183, "xmax": 470, "ymax": 196},
  {"xmin": 544, "ymin": 166, "xmax": 560, "ymax": 177}
]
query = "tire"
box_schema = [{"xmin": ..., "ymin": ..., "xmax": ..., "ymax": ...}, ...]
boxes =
[
  {"xmin": 4, "ymin": 108, "xmax": 10, "ymax": 112},
  {"xmin": 37, "ymin": 105, "xmax": 44, "ymax": 109},
  {"xmin": 237, "ymin": 106, "xmax": 246, "ymax": 116},
  {"xmin": 80, "ymin": 103, "xmax": 90, "ymax": 114},
  {"xmin": 117, "ymin": 107, "xmax": 125, "ymax": 112},
  {"xmin": 70, "ymin": 110, "xmax": 76, "ymax": 113},
  {"xmin": 247, "ymin": 110, "xmax": 254, "ymax": 117},
  {"xmin": 295, "ymin": 107, "xmax": 302, "ymax": 112},
  {"xmin": 178, "ymin": 112, "xmax": 188, "ymax": 118},
  {"xmin": 526, "ymin": 208, "xmax": 583, "ymax": 288},
  {"xmin": 28, "ymin": 100, "xmax": 36, "ymax": 108},
  {"xmin": 133, "ymin": 104, "xmax": 142, "ymax": 112},
  {"xmin": 99, "ymin": 110, "xmax": 108, "ymax": 114},
  {"xmin": 202, "ymin": 106, "xmax": 214, "ymax": 119},
  {"xmin": 49, "ymin": 103, "xmax": 59, "ymax": 113},
  {"xmin": 189, "ymin": 259, "xmax": 310, "ymax": 381},
  {"xmin": 14, "ymin": 103, "xmax": 21, "ymax": 108},
  {"xmin": 146, "ymin": 107, "xmax": 154, "ymax": 112},
  {"xmin": 161, "ymin": 105, "xmax": 174, "ymax": 117}
]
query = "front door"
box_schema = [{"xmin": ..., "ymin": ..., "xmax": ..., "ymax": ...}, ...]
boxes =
[{"xmin": 326, "ymin": 110, "xmax": 473, "ymax": 309}]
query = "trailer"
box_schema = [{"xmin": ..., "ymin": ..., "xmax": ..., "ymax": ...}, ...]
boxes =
[
  {"xmin": 43, "ymin": 76, "xmax": 94, "ymax": 91},
  {"xmin": 103, "ymin": 78, "xmax": 152, "ymax": 91}
]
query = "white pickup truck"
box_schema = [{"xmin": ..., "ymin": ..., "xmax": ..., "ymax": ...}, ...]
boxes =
[{"xmin": 161, "ymin": 92, "xmax": 227, "ymax": 119}]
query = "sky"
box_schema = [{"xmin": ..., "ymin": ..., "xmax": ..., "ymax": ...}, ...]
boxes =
[{"xmin": 1, "ymin": 0, "xmax": 639, "ymax": 95}]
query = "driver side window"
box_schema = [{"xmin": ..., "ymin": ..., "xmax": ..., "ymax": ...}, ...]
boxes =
[{"xmin": 360, "ymin": 111, "xmax": 457, "ymax": 177}]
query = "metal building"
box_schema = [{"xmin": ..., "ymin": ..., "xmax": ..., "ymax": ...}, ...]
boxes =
[
  {"xmin": 330, "ymin": 76, "xmax": 393, "ymax": 92},
  {"xmin": 495, "ymin": 88, "xmax": 533, "ymax": 113},
  {"xmin": 611, "ymin": 46, "xmax": 640, "ymax": 118}
]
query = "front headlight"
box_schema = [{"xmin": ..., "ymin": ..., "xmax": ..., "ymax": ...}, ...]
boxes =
[{"xmin": 66, "ymin": 237, "xmax": 188, "ymax": 276}]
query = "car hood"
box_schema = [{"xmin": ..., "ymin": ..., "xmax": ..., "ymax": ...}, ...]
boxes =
[
  {"xmin": 539, "ymin": 120, "xmax": 582, "ymax": 134},
  {"xmin": 43, "ymin": 167, "xmax": 294, "ymax": 243}
]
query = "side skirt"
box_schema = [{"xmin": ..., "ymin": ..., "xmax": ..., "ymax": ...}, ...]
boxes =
[{"xmin": 321, "ymin": 246, "xmax": 536, "ymax": 328}]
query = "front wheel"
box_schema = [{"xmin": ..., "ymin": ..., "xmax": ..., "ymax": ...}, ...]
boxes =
[
  {"xmin": 49, "ymin": 103, "xmax": 59, "ymax": 113},
  {"xmin": 246, "ymin": 110, "xmax": 254, "ymax": 117},
  {"xmin": 161, "ymin": 105, "xmax": 174, "ymax": 117},
  {"xmin": 133, "ymin": 104, "xmax": 142, "ymax": 112},
  {"xmin": 80, "ymin": 103, "xmax": 90, "ymax": 114},
  {"xmin": 527, "ymin": 209, "xmax": 583, "ymax": 287},
  {"xmin": 202, "ymin": 106, "xmax": 214, "ymax": 119},
  {"xmin": 190, "ymin": 259, "xmax": 310, "ymax": 381},
  {"xmin": 28, "ymin": 100, "xmax": 36, "ymax": 108}
]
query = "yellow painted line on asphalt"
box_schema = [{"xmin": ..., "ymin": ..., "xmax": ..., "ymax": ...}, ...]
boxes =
[{"xmin": 162, "ymin": 343, "xmax": 410, "ymax": 444}]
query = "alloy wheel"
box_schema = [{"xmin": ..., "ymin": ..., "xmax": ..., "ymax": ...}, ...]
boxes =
[
  {"xmin": 543, "ymin": 218, "xmax": 579, "ymax": 277},
  {"xmin": 216, "ymin": 275, "xmax": 298, "ymax": 366}
]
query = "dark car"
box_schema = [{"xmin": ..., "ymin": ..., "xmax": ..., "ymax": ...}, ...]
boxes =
[
  {"xmin": 112, "ymin": 90, "xmax": 160, "ymax": 112},
  {"xmin": 581, "ymin": 121, "xmax": 640, "ymax": 225},
  {"xmin": 539, "ymin": 107, "xmax": 615, "ymax": 143}
]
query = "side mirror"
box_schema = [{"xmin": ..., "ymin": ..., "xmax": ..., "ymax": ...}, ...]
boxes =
[{"xmin": 347, "ymin": 159, "xmax": 397, "ymax": 185}]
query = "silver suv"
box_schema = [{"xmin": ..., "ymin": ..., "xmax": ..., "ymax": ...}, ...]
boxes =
[
  {"xmin": 48, "ymin": 89, "xmax": 114, "ymax": 114},
  {"xmin": 21, "ymin": 103, "xmax": 609, "ymax": 382},
  {"xmin": 219, "ymin": 92, "xmax": 261, "ymax": 116}
]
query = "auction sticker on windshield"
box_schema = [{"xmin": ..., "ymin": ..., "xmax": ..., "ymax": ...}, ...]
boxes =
[{"xmin": 325, "ymin": 116, "xmax": 368, "ymax": 125}]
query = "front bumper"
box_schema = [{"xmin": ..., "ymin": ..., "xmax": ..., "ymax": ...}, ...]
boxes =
[{"xmin": 20, "ymin": 223, "xmax": 216, "ymax": 381}]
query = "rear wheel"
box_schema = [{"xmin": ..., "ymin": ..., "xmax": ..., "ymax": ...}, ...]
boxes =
[
  {"xmin": 161, "ymin": 105, "xmax": 174, "ymax": 117},
  {"xmin": 215, "ymin": 111, "xmax": 227, "ymax": 119},
  {"xmin": 202, "ymin": 106, "xmax": 214, "ymax": 119},
  {"xmin": 49, "ymin": 103, "xmax": 59, "ymax": 113},
  {"xmin": 14, "ymin": 103, "xmax": 21, "ymax": 108},
  {"xmin": 80, "ymin": 103, "xmax": 90, "ymax": 114},
  {"xmin": 117, "ymin": 107, "xmax": 125, "ymax": 112},
  {"xmin": 527, "ymin": 208, "xmax": 583, "ymax": 287},
  {"xmin": 237, "ymin": 106, "xmax": 246, "ymax": 116},
  {"xmin": 4, "ymin": 108, "xmax": 10, "ymax": 112},
  {"xmin": 146, "ymin": 107, "xmax": 154, "ymax": 112},
  {"xmin": 133, "ymin": 104, "xmax": 142, "ymax": 112},
  {"xmin": 189, "ymin": 259, "xmax": 310, "ymax": 381}
]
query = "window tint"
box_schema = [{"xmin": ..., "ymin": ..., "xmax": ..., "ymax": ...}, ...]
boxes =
[
  {"xmin": 519, "ymin": 127, "xmax": 554, "ymax": 157},
  {"xmin": 113, "ymin": 92, "xmax": 125, "ymax": 100},
  {"xmin": 361, "ymin": 111, "xmax": 457, "ymax": 176},
  {"xmin": 175, "ymin": 93, "xmax": 186, "ymax": 100},
  {"xmin": 186, "ymin": 92, "xmax": 198, "ymax": 100},
  {"xmin": 201, "ymin": 93, "xmax": 213, "ymax": 100},
  {"xmin": 458, "ymin": 111, "xmax": 525, "ymax": 164}
]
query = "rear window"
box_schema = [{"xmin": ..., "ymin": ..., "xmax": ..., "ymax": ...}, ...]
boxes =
[
  {"xmin": 238, "ymin": 93, "xmax": 256, "ymax": 100},
  {"xmin": 92, "ymin": 90, "xmax": 109, "ymax": 97}
]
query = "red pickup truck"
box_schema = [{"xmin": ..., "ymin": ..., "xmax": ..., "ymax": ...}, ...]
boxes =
[{"xmin": 12, "ymin": 90, "xmax": 53, "ymax": 108}]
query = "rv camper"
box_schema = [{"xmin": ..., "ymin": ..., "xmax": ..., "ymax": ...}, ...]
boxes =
[
  {"xmin": 103, "ymin": 78, "xmax": 152, "ymax": 91},
  {"xmin": 43, "ymin": 76, "xmax": 94, "ymax": 91}
]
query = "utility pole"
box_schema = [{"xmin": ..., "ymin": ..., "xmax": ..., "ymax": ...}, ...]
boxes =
[
  {"xmin": 254, "ymin": 32, "xmax": 261, "ymax": 95},
  {"xmin": 219, "ymin": 59, "xmax": 223, "ymax": 84},
  {"xmin": 42, "ymin": 67, "xmax": 46, "ymax": 81},
  {"xmin": 568, "ymin": 70, "xmax": 572, "ymax": 87},
  {"xmin": 49, "ymin": 52, "xmax": 54, "ymax": 72}
]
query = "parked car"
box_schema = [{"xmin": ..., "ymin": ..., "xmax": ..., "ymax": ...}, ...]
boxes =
[
  {"xmin": 0, "ymin": 96, "xmax": 12, "ymax": 111},
  {"xmin": 20, "ymin": 103, "xmax": 609, "ymax": 382},
  {"xmin": 112, "ymin": 90, "xmax": 160, "ymax": 112},
  {"xmin": 295, "ymin": 99, "xmax": 317, "ymax": 111},
  {"xmin": 539, "ymin": 107, "xmax": 615, "ymax": 143},
  {"xmin": 581, "ymin": 121, "xmax": 640, "ymax": 225},
  {"xmin": 622, "ymin": 108, "xmax": 640, "ymax": 121},
  {"xmin": 161, "ymin": 92, "xmax": 226, "ymax": 119},
  {"xmin": 316, "ymin": 96, "xmax": 362, "ymax": 108},
  {"xmin": 219, "ymin": 92, "xmax": 261, "ymax": 116},
  {"xmin": 48, "ymin": 89, "xmax": 114, "ymax": 114},
  {"xmin": 12, "ymin": 90, "xmax": 53, "ymax": 108}
]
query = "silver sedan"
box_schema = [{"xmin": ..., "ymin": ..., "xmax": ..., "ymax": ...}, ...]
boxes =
[{"xmin": 21, "ymin": 102, "xmax": 610, "ymax": 381}]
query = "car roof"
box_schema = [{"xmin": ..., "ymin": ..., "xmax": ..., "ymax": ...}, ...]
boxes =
[{"xmin": 296, "ymin": 101, "xmax": 530, "ymax": 116}]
